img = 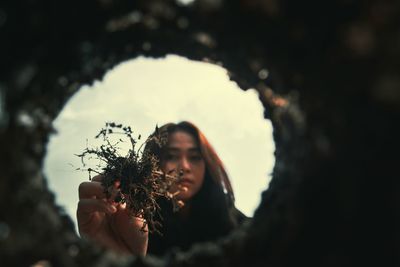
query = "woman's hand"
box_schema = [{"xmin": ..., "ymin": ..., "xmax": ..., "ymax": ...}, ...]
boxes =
[{"xmin": 77, "ymin": 175, "xmax": 148, "ymax": 256}]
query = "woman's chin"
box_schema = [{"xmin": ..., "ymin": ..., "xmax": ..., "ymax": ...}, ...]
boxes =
[{"xmin": 176, "ymin": 191, "xmax": 193, "ymax": 202}]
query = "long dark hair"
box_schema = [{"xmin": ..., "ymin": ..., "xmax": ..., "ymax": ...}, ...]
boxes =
[{"xmin": 144, "ymin": 121, "xmax": 241, "ymax": 255}]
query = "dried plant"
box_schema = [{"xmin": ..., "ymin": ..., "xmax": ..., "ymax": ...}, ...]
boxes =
[{"xmin": 76, "ymin": 122, "xmax": 184, "ymax": 235}]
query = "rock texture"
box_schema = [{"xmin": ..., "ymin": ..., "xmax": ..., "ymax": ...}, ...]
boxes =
[{"xmin": 1, "ymin": 0, "xmax": 399, "ymax": 266}]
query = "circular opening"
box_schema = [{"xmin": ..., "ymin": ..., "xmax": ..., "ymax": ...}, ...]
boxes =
[{"xmin": 44, "ymin": 54, "xmax": 275, "ymax": 242}]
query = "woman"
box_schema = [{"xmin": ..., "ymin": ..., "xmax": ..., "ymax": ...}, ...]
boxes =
[{"xmin": 77, "ymin": 121, "xmax": 247, "ymax": 256}]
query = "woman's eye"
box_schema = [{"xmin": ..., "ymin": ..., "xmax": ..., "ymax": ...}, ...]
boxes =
[
  {"xmin": 190, "ymin": 155, "xmax": 203, "ymax": 161},
  {"xmin": 165, "ymin": 154, "xmax": 179, "ymax": 160}
]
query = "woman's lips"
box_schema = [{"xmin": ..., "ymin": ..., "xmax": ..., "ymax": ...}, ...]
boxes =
[{"xmin": 179, "ymin": 178, "xmax": 193, "ymax": 187}]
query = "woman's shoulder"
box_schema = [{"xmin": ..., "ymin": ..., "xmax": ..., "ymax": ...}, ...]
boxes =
[{"xmin": 231, "ymin": 207, "xmax": 250, "ymax": 226}]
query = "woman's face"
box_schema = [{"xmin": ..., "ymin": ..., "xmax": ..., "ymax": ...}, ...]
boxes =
[{"xmin": 161, "ymin": 130, "xmax": 205, "ymax": 201}]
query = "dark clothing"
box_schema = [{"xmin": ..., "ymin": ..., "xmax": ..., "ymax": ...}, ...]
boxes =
[{"xmin": 147, "ymin": 206, "xmax": 248, "ymax": 256}]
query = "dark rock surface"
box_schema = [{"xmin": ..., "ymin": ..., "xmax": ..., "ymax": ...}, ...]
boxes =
[{"xmin": 1, "ymin": 0, "xmax": 399, "ymax": 266}]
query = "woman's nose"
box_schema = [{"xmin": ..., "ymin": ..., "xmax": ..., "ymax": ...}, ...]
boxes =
[{"xmin": 179, "ymin": 156, "xmax": 191, "ymax": 171}]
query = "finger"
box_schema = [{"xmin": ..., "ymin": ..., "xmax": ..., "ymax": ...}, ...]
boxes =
[
  {"xmin": 109, "ymin": 180, "xmax": 123, "ymax": 202},
  {"xmin": 77, "ymin": 198, "xmax": 117, "ymax": 215},
  {"xmin": 91, "ymin": 175, "xmax": 103, "ymax": 182},
  {"xmin": 111, "ymin": 214, "xmax": 149, "ymax": 255},
  {"xmin": 85, "ymin": 175, "xmax": 124, "ymax": 203},
  {"xmin": 78, "ymin": 181, "xmax": 106, "ymax": 200}
]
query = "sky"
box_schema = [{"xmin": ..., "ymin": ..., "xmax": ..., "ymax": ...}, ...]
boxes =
[{"xmin": 43, "ymin": 55, "xmax": 275, "ymax": 233}]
